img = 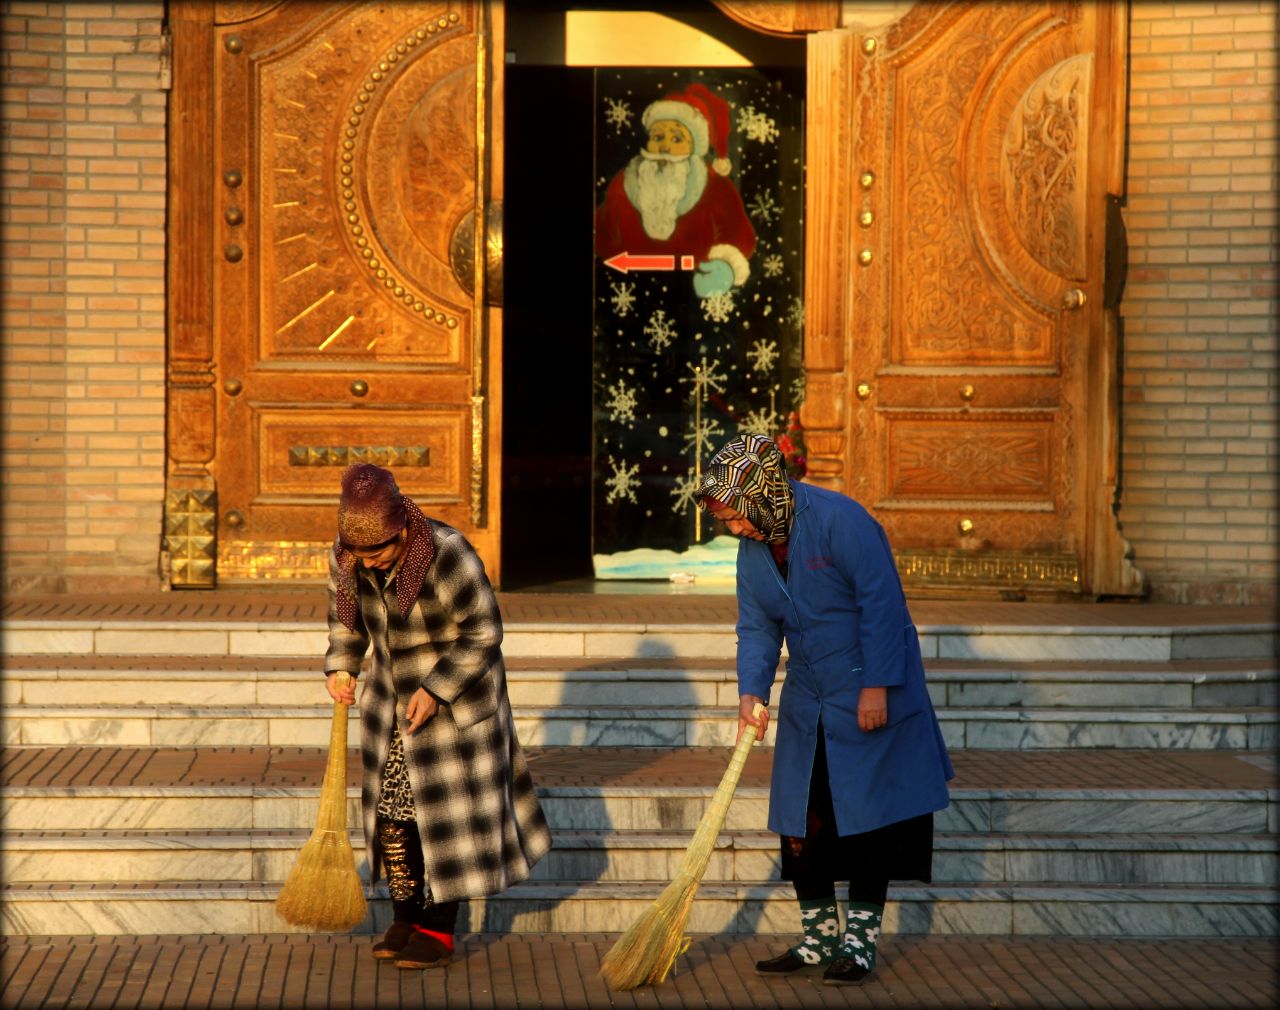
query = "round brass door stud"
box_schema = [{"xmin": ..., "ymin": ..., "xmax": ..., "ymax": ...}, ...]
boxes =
[
  {"xmin": 225, "ymin": 510, "xmax": 245, "ymax": 528},
  {"xmin": 223, "ymin": 169, "xmax": 243, "ymax": 189},
  {"xmin": 859, "ymin": 170, "xmax": 875, "ymax": 189},
  {"xmin": 350, "ymin": 379, "xmax": 369, "ymax": 397},
  {"xmin": 224, "ymin": 35, "xmax": 243, "ymax": 55},
  {"xmin": 223, "ymin": 378, "xmax": 242, "ymax": 396},
  {"xmin": 960, "ymin": 383, "xmax": 975, "ymax": 402},
  {"xmin": 862, "ymin": 37, "xmax": 877, "ymax": 54},
  {"xmin": 224, "ymin": 207, "xmax": 244, "ymax": 226},
  {"xmin": 858, "ymin": 249, "xmax": 873, "ymax": 266},
  {"xmin": 958, "ymin": 518, "xmax": 974, "ymax": 535},
  {"xmin": 859, "ymin": 210, "xmax": 874, "ymax": 228},
  {"xmin": 856, "ymin": 382, "xmax": 872, "ymax": 400},
  {"xmin": 223, "ymin": 243, "xmax": 243, "ymax": 263}
]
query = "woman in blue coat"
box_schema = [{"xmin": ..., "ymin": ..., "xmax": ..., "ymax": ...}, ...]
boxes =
[{"xmin": 695, "ymin": 434, "xmax": 953, "ymax": 986}]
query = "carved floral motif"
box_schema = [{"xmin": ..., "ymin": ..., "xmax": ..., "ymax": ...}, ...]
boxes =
[
  {"xmin": 897, "ymin": 3, "xmax": 1045, "ymax": 362},
  {"xmin": 889, "ymin": 423, "xmax": 1052, "ymax": 499},
  {"xmin": 1003, "ymin": 54, "xmax": 1091, "ymax": 279}
]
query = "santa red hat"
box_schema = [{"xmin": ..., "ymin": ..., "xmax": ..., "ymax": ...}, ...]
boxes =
[{"xmin": 642, "ymin": 82, "xmax": 732, "ymax": 176}]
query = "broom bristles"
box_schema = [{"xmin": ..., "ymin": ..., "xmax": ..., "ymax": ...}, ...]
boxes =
[
  {"xmin": 600, "ymin": 705, "xmax": 766, "ymax": 990},
  {"xmin": 274, "ymin": 672, "xmax": 367, "ymax": 932},
  {"xmin": 599, "ymin": 875, "xmax": 699, "ymax": 990},
  {"xmin": 275, "ymin": 829, "xmax": 367, "ymax": 931}
]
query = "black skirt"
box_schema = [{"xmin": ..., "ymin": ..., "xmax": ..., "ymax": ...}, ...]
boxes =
[{"xmin": 778, "ymin": 721, "xmax": 935, "ymax": 884}]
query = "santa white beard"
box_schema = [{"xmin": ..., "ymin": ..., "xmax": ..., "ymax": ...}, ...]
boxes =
[{"xmin": 622, "ymin": 150, "xmax": 708, "ymax": 241}]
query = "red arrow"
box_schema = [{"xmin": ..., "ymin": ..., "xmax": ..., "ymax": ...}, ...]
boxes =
[{"xmin": 604, "ymin": 251, "xmax": 683, "ymax": 274}]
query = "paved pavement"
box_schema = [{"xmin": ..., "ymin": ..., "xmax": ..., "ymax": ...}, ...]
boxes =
[
  {"xmin": 3, "ymin": 744, "xmax": 1275, "ymax": 792},
  {"xmin": 3, "ymin": 588, "xmax": 1275, "ymax": 629},
  {"xmin": 2, "ymin": 932, "xmax": 1275, "ymax": 1009}
]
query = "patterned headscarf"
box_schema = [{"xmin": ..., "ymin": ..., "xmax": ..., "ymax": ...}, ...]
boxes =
[
  {"xmin": 333, "ymin": 464, "xmax": 435, "ymax": 632},
  {"xmin": 694, "ymin": 434, "xmax": 795, "ymax": 545}
]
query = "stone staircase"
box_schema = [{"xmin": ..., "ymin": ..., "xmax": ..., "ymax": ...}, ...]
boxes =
[{"xmin": 1, "ymin": 595, "xmax": 1277, "ymax": 938}]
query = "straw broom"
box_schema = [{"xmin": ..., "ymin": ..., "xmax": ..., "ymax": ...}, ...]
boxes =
[
  {"xmin": 275, "ymin": 671, "xmax": 367, "ymax": 931},
  {"xmin": 600, "ymin": 703, "xmax": 766, "ymax": 990}
]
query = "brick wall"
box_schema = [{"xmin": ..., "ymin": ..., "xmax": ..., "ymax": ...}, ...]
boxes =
[
  {"xmin": 1118, "ymin": 0, "xmax": 1278, "ymax": 604},
  {"xmin": 1, "ymin": 1, "xmax": 167, "ymax": 593}
]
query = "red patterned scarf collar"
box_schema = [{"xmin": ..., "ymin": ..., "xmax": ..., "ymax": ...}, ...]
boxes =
[{"xmin": 333, "ymin": 497, "xmax": 435, "ymax": 632}]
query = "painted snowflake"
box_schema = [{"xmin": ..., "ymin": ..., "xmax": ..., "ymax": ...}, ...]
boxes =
[
  {"xmin": 682, "ymin": 416, "xmax": 725, "ymax": 457},
  {"xmin": 668, "ymin": 468, "xmax": 701, "ymax": 514},
  {"xmin": 786, "ymin": 295, "xmax": 805, "ymax": 330},
  {"xmin": 700, "ymin": 289, "xmax": 735, "ymax": 324},
  {"xmin": 746, "ymin": 338, "xmax": 779, "ymax": 373},
  {"xmin": 610, "ymin": 281, "xmax": 637, "ymax": 318},
  {"xmin": 762, "ymin": 254, "xmax": 784, "ymax": 278},
  {"xmin": 643, "ymin": 308, "xmax": 677, "ymax": 351},
  {"xmin": 680, "ymin": 357, "xmax": 728, "ymax": 399},
  {"xmin": 790, "ymin": 371, "xmax": 807, "ymax": 404},
  {"xmin": 748, "ymin": 190, "xmax": 780, "ymax": 224},
  {"xmin": 737, "ymin": 104, "xmax": 780, "ymax": 144},
  {"xmin": 605, "ymin": 379, "xmax": 638, "ymax": 424},
  {"xmin": 603, "ymin": 97, "xmax": 633, "ymax": 134},
  {"xmin": 740, "ymin": 406, "xmax": 778, "ymax": 437},
  {"xmin": 604, "ymin": 456, "xmax": 640, "ymax": 505}
]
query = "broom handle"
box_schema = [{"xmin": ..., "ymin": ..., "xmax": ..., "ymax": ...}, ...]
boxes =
[
  {"xmin": 686, "ymin": 702, "xmax": 765, "ymax": 858},
  {"xmin": 315, "ymin": 671, "xmax": 353, "ymax": 833}
]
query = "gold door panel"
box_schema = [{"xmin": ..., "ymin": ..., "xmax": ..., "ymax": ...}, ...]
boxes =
[{"xmin": 164, "ymin": 1, "xmax": 503, "ymax": 586}]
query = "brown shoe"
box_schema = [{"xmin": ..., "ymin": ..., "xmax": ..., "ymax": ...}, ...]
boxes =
[
  {"xmin": 393, "ymin": 931, "xmax": 451, "ymax": 970},
  {"xmin": 371, "ymin": 922, "xmax": 415, "ymax": 960}
]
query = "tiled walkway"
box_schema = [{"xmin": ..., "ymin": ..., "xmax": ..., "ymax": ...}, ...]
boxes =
[
  {"xmin": 1, "ymin": 932, "xmax": 1275, "ymax": 1009},
  {"xmin": 2, "ymin": 745, "xmax": 1275, "ymax": 792},
  {"xmin": 3, "ymin": 589, "xmax": 1275, "ymax": 628}
]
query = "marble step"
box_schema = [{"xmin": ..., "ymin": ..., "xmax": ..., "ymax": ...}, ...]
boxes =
[
  {"xmin": 4, "ymin": 615, "xmax": 1275, "ymax": 662},
  {"xmin": 2, "ymin": 878, "xmax": 1274, "ymax": 938},
  {"xmin": 4, "ymin": 656, "xmax": 1275, "ymax": 710},
  {"xmin": 4, "ymin": 702, "xmax": 1275, "ymax": 750},
  {"xmin": 5, "ymin": 783, "xmax": 1273, "ymax": 836},
  {"xmin": 3, "ymin": 829, "xmax": 1274, "ymax": 887}
]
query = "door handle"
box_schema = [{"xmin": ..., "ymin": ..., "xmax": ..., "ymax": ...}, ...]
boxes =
[{"xmin": 1062, "ymin": 288, "xmax": 1086, "ymax": 310}]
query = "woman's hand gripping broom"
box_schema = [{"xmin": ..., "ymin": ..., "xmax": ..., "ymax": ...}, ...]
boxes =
[
  {"xmin": 600, "ymin": 702, "xmax": 767, "ymax": 990},
  {"xmin": 275, "ymin": 671, "xmax": 367, "ymax": 931}
]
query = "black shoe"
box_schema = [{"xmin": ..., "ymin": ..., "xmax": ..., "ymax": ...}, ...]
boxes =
[
  {"xmin": 822, "ymin": 956, "xmax": 872, "ymax": 986},
  {"xmin": 393, "ymin": 931, "xmax": 451, "ymax": 970},
  {"xmin": 371, "ymin": 922, "xmax": 415, "ymax": 960},
  {"xmin": 755, "ymin": 949, "xmax": 811, "ymax": 974}
]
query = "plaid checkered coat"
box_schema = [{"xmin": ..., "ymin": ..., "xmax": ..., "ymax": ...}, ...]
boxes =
[{"xmin": 324, "ymin": 521, "xmax": 551, "ymax": 904}]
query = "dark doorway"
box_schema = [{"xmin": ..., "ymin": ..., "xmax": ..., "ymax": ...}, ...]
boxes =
[{"xmin": 500, "ymin": 64, "xmax": 595, "ymax": 588}]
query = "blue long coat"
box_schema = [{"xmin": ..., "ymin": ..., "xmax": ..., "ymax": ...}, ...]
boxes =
[{"xmin": 736, "ymin": 481, "xmax": 954, "ymax": 838}]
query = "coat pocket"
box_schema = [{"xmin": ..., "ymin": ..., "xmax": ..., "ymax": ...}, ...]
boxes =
[{"xmin": 446, "ymin": 668, "xmax": 501, "ymax": 730}]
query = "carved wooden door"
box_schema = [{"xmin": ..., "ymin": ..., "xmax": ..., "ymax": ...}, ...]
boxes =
[
  {"xmin": 167, "ymin": 1, "xmax": 502, "ymax": 586},
  {"xmin": 803, "ymin": 1, "xmax": 1141, "ymax": 596}
]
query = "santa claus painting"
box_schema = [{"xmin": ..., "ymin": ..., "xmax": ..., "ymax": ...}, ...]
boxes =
[{"xmin": 595, "ymin": 83, "xmax": 756, "ymax": 297}]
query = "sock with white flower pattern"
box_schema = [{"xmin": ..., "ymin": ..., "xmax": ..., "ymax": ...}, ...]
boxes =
[
  {"xmin": 836, "ymin": 902, "xmax": 883, "ymax": 972},
  {"xmin": 790, "ymin": 896, "xmax": 840, "ymax": 966}
]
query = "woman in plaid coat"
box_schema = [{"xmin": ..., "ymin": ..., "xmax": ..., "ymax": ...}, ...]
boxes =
[{"xmin": 323, "ymin": 464, "xmax": 551, "ymax": 970}]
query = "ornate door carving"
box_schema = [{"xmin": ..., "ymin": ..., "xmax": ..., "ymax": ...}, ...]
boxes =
[
  {"xmin": 166, "ymin": 1, "xmax": 503, "ymax": 585},
  {"xmin": 804, "ymin": 1, "xmax": 1141, "ymax": 596}
]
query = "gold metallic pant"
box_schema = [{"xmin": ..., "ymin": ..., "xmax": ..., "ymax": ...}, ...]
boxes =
[
  {"xmin": 376, "ymin": 816, "xmax": 460, "ymax": 934},
  {"xmin": 378, "ymin": 818, "xmax": 424, "ymax": 904}
]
